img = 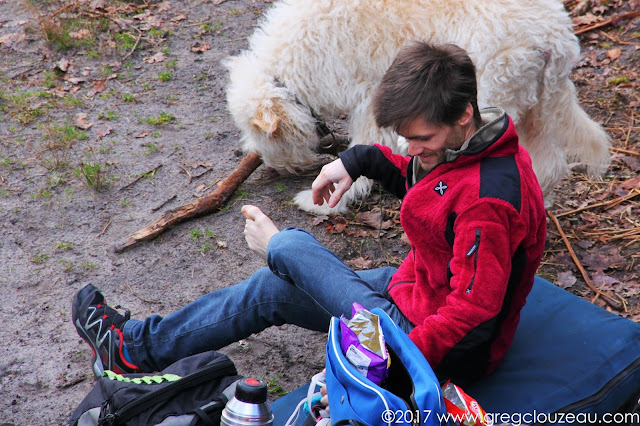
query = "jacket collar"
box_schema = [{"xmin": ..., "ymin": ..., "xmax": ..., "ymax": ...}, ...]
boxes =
[{"xmin": 409, "ymin": 107, "xmax": 511, "ymax": 187}]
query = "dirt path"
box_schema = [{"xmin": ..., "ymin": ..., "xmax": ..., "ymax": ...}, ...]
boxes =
[{"xmin": 0, "ymin": 1, "xmax": 637, "ymax": 424}]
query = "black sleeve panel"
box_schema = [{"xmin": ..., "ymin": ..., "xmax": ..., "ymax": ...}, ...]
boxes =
[{"xmin": 339, "ymin": 145, "xmax": 407, "ymax": 198}]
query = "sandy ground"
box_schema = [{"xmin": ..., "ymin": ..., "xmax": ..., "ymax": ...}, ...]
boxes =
[{"xmin": 0, "ymin": 0, "xmax": 638, "ymax": 424}]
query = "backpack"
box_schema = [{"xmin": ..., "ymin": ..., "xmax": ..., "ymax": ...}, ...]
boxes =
[
  {"xmin": 68, "ymin": 350, "xmax": 243, "ymax": 426},
  {"xmin": 325, "ymin": 308, "xmax": 446, "ymax": 426}
]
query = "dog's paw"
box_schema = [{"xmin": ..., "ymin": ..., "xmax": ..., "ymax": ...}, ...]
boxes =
[{"xmin": 293, "ymin": 189, "xmax": 348, "ymax": 215}]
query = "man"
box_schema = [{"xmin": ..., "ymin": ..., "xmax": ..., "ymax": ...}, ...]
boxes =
[{"xmin": 73, "ymin": 41, "xmax": 546, "ymax": 385}]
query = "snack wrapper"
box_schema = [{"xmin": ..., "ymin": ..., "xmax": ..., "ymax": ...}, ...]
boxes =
[
  {"xmin": 339, "ymin": 302, "xmax": 390, "ymax": 384},
  {"xmin": 442, "ymin": 381, "xmax": 488, "ymax": 425}
]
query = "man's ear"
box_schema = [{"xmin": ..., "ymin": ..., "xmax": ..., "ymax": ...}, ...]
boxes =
[{"xmin": 456, "ymin": 103, "xmax": 474, "ymax": 126}]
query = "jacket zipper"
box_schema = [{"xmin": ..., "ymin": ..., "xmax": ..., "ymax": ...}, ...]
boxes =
[
  {"xmin": 387, "ymin": 280, "xmax": 415, "ymax": 293},
  {"xmin": 465, "ymin": 229, "xmax": 481, "ymax": 293},
  {"xmin": 103, "ymin": 356, "xmax": 237, "ymax": 424}
]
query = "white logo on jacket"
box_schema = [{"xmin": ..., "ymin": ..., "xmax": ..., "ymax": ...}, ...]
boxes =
[{"xmin": 434, "ymin": 181, "xmax": 448, "ymax": 196}]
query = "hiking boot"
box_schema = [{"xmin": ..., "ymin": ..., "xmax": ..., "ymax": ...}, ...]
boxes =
[{"xmin": 72, "ymin": 284, "xmax": 142, "ymax": 377}]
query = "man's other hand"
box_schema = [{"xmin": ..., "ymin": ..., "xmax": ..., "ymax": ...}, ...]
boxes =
[
  {"xmin": 311, "ymin": 159, "xmax": 353, "ymax": 208},
  {"xmin": 241, "ymin": 205, "xmax": 280, "ymax": 260}
]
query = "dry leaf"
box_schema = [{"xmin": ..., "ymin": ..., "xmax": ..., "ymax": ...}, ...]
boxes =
[
  {"xmin": 69, "ymin": 29, "xmax": 91, "ymax": 39},
  {"xmin": 556, "ymin": 271, "xmax": 577, "ymax": 289},
  {"xmin": 606, "ymin": 48, "xmax": 622, "ymax": 61},
  {"xmin": 348, "ymin": 257, "xmax": 373, "ymax": 270},
  {"xmin": 0, "ymin": 32, "xmax": 25, "ymax": 46},
  {"xmin": 112, "ymin": 17, "xmax": 133, "ymax": 30},
  {"xmin": 582, "ymin": 246, "xmax": 626, "ymax": 271},
  {"xmin": 591, "ymin": 5, "xmax": 610, "ymax": 14},
  {"xmin": 50, "ymin": 87, "xmax": 68, "ymax": 98},
  {"xmin": 74, "ymin": 113, "xmax": 93, "ymax": 130},
  {"xmin": 592, "ymin": 271, "xmax": 619, "ymax": 288},
  {"xmin": 92, "ymin": 79, "xmax": 106, "ymax": 94},
  {"xmin": 577, "ymin": 239, "xmax": 594, "ymax": 250},
  {"xmin": 312, "ymin": 215, "xmax": 329, "ymax": 226},
  {"xmin": 66, "ymin": 76, "xmax": 88, "ymax": 85},
  {"xmin": 620, "ymin": 156, "xmax": 640, "ymax": 172},
  {"xmin": 328, "ymin": 216, "xmax": 348, "ymax": 234},
  {"xmin": 143, "ymin": 52, "xmax": 166, "ymax": 64},
  {"xmin": 573, "ymin": 13, "xmax": 599, "ymax": 26},
  {"xmin": 133, "ymin": 11, "xmax": 152, "ymax": 20},
  {"xmin": 171, "ymin": 14, "xmax": 188, "ymax": 22},
  {"xmin": 135, "ymin": 130, "xmax": 150, "ymax": 138},
  {"xmin": 95, "ymin": 125, "xmax": 112, "ymax": 140},
  {"xmin": 352, "ymin": 228, "xmax": 372, "ymax": 238},
  {"xmin": 620, "ymin": 177, "xmax": 640, "ymax": 190},
  {"xmin": 190, "ymin": 41, "xmax": 211, "ymax": 53},
  {"xmin": 6, "ymin": 20, "xmax": 28, "ymax": 28},
  {"xmin": 356, "ymin": 208, "xmax": 394, "ymax": 230},
  {"xmin": 157, "ymin": 1, "xmax": 172, "ymax": 13},
  {"xmin": 56, "ymin": 58, "xmax": 70, "ymax": 72},
  {"xmin": 184, "ymin": 161, "xmax": 214, "ymax": 169}
]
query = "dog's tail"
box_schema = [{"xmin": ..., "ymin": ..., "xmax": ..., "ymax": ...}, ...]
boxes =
[
  {"xmin": 518, "ymin": 48, "xmax": 611, "ymax": 197},
  {"xmin": 544, "ymin": 78, "xmax": 610, "ymax": 174},
  {"xmin": 531, "ymin": 49, "xmax": 611, "ymax": 172}
]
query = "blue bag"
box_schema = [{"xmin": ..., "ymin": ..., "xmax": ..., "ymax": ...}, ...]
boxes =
[
  {"xmin": 325, "ymin": 308, "xmax": 445, "ymax": 426},
  {"xmin": 273, "ymin": 277, "xmax": 640, "ymax": 425}
]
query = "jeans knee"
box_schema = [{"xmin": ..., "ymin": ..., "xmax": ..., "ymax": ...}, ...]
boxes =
[
  {"xmin": 267, "ymin": 227, "xmax": 313, "ymax": 258},
  {"xmin": 251, "ymin": 266, "xmax": 275, "ymax": 284}
]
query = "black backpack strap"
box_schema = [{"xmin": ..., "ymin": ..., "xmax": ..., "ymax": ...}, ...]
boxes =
[
  {"xmin": 189, "ymin": 379, "xmax": 241, "ymax": 426},
  {"xmin": 189, "ymin": 399, "xmax": 226, "ymax": 426}
]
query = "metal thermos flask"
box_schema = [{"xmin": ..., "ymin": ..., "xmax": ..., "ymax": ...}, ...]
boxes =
[{"xmin": 221, "ymin": 377, "xmax": 274, "ymax": 426}]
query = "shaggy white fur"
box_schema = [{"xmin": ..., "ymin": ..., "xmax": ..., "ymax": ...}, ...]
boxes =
[{"xmin": 226, "ymin": 0, "xmax": 610, "ymax": 213}]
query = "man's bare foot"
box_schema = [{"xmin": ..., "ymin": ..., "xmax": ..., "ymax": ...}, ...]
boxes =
[{"xmin": 241, "ymin": 205, "xmax": 280, "ymax": 260}]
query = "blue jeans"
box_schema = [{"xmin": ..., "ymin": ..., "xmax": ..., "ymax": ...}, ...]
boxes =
[{"xmin": 123, "ymin": 228, "xmax": 414, "ymax": 371}]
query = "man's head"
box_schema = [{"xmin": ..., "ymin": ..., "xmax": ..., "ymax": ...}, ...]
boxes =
[{"xmin": 373, "ymin": 41, "xmax": 483, "ymax": 171}]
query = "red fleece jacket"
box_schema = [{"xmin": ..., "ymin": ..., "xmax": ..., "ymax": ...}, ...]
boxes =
[{"xmin": 340, "ymin": 109, "xmax": 547, "ymax": 382}]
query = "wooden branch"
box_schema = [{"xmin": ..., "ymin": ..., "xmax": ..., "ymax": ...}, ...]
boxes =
[
  {"xmin": 119, "ymin": 164, "xmax": 163, "ymax": 191},
  {"xmin": 575, "ymin": 11, "xmax": 640, "ymax": 35},
  {"xmin": 610, "ymin": 147, "xmax": 640, "ymax": 156},
  {"xmin": 114, "ymin": 152, "xmax": 262, "ymax": 253},
  {"xmin": 122, "ymin": 28, "xmax": 142, "ymax": 62},
  {"xmin": 555, "ymin": 187, "xmax": 640, "ymax": 218},
  {"xmin": 547, "ymin": 210, "xmax": 623, "ymax": 310}
]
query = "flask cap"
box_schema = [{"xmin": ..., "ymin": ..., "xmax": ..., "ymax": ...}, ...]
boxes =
[{"xmin": 235, "ymin": 378, "xmax": 268, "ymax": 404}]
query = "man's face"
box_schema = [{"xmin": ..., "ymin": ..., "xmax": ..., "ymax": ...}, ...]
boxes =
[{"xmin": 398, "ymin": 115, "xmax": 470, "ymax": 172}]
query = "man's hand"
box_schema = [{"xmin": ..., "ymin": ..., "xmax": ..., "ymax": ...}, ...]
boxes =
[
  {"xmin": 311, "ymin": 159, "xmax": 353, "ymax": 207},
  {"xmin": 320, "ymin": 382, "xmax": 329, "ymax": 407}
]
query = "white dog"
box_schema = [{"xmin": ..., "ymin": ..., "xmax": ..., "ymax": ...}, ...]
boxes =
[{"xmin": 226, "ymin": 0, "xmax": 610, "ymax": 213}]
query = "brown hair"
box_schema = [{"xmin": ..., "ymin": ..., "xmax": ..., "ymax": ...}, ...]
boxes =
[{"xmin": 373, "ymin": 41, "xmax": 482, "ymax": 130}]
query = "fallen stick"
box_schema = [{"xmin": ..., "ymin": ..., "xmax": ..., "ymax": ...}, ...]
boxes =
[
  {"xmin": 609, "ymin": 147, "xmax": 640, "ymax": 156},
  {"xmin": 114, "ymin": 152, "xmax": 262, "ymax": 253},
  {"xmin": 120, "ymin": 164, "xmax": 163, "ymax": 191},
  {"xmin": 555, "ymin": 187, "xmax": 640, "ymax": 218},
  {"xmin": 575, "ymin": 10, "xmax": 640, "ymax": 35},
  {"xmin": 547, "ymin": 210, "xmax": 623, "ymax": 310},
  {"xmin": 121, "ymin": 28, "xmax": 142, "ymax": 63}
]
